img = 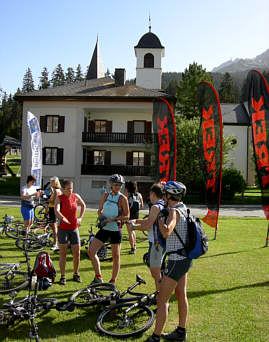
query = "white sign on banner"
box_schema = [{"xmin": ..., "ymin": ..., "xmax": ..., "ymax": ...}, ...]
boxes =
[{"xmin": 27, "ymin": 111, "xmax": 42, "ymax": 187}]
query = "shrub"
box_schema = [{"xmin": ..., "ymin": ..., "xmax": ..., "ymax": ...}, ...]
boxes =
[{"xmin": 221, "ymin": 168, "xmax": 247, "ymax": 200}]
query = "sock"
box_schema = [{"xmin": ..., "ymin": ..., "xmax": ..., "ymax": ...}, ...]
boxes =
[
  {"xmin": 95, "ymin": 274, "xmax": 102, "ymax": 278},
  {"xmin": 110, "ymin": 279, "xmax": 116, "ymax": 283}
]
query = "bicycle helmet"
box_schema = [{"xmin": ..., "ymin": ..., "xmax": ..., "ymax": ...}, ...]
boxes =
[
  {"xmin": 37, "ymin": 277, "xmax": 52, "ymax": 291},
  {"xmin": 109, "ymin": 174, "xmax": 125, "ymax": 184},
  {"xmin": 164, "ymin": 181, "xmax": 186, "ymax": 201}
]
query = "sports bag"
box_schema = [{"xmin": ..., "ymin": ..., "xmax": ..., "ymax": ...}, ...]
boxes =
[
  {"xmin": 168, "ymin": 207, "xmax": 208, "ymax": 259},
  {"xmin": 33, "ymin": 251, "xmax": 56, "ymax": 281}
]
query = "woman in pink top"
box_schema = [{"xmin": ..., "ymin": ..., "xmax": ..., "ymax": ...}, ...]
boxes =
[{"xmin": 55, "ymin": 180, "xmax": 86, "ymax": 285}]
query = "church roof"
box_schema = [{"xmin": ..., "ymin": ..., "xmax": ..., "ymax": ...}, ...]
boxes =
[
  {"xmin": 15, "ymin": 77, "xmax": 174, "ymax": 101},
  {"xmin": 135, "ymin": 32, "xmax": 164, "ymax": 49},
  {"xmin": 86, "ymin": 39, "xmax": 104, "ymax": 80}
]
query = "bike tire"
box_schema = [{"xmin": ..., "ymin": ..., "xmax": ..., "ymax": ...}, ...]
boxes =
[
  {"xmin": 0, "ymin": 270, "xmax": 29, "ymax": 294},
  {"xmin": 96, "ymin": 302, "xmax": 155, "ymax": 338},
  {"xmin": 15, "ymin": 238, "xmax": 44, "ymax": 252},
  {"xmin": 34, "ymin": 204, "xmax": 48, "ymax": 224},
  {"xmin": 36, "ymin": 298, "xmax": 59, "ymax": 311},
  {"xmin": 5, "ymin": 222, "xmax": 25, "ymax": 239},
  {"xmin": 70, "ymin": 283, "xmax": 119, "ymax": 307},
  {"xmin": 33, "ymin": 223, "xmax": 50, "ymax": 236}
]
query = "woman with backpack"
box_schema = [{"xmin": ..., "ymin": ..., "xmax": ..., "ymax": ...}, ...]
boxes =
[
  {"xmin": 125, "ymin": 180, "xmax": 143, "ymax": 254},
  {"xmin": 145, "ymin": 181, "xmax": 192, "ymax": 342},
  {"xmin": 88, "ymin": 174, "xmax": 129, "ymax": 285}
]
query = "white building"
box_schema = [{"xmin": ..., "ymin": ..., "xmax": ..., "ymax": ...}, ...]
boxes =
[{"xmin": 17, "ymin": 31, "xmax": 175, "ymax": 202}]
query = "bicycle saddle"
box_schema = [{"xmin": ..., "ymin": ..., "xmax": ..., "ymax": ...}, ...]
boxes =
[{"xmin": 136, "ymin": 274, "xmax": 146, "ymax": 285}]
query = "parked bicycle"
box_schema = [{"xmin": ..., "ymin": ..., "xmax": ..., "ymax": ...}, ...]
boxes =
[
  {"xmin": 34, "ymin": 194, "xmax": 50, "ymax": 224},
  {"xmin": 57, "ymin": 274, "xmax": 157, "ymax": 338},
  {"xmin": 15, "ymin": 227, "xmax": 53, "ymax": 252},
  {"xmin": 0, "ymin": 215, "xmax": 26, "ymax": 239},
  {"xmin": 0, "ymin": 250, "xmax": 31, "ymax": 294}
]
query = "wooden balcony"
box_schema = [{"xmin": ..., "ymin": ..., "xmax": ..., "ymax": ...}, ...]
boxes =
[
  {"xmin": 82, "ymin": 132, "xmax": 157, "ymax": 144},
  {"xmin": 81, "ymin": 164, "xmax": 152, "ymax": 177}
]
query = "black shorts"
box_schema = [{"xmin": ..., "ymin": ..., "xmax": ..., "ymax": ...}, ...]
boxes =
[
  {"xmin": 48, "ymin": 207, "xmax": 56, "ymax": 223},
  {"xmin": 95, "ymin": 229, "xmax": 122, "ymax": 244}
]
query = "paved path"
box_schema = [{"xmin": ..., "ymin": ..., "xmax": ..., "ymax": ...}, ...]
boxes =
[{"xmin": 0, "ymin": 196, "xmax": 265, "ymax": 218}]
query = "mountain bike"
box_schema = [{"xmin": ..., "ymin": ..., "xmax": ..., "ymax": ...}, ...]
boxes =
[
  {"xmin": 34, "ymin": 195, "xmax": 50, "ymax": 224},
  {"xmin": 0, "ymin": 250, "xmax": 31, "ymax": 294},
  {"xmin": 0, "ymin": 215, "xmax": 26, "ymax": 239},
  {"xmin": 15, "ymin": 229, "xmax": 53, "ymax": 252}
]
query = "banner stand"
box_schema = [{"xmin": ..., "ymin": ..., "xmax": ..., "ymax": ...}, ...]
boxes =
[{"xmin": 265, "ymin": 223, "xmax": 269, "ymax": 247}]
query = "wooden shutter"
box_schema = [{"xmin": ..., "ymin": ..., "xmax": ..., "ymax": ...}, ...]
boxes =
[
  {"xmin": 40, "ymin": 116, "xmax": 46, "ymax": 132},
  {"xmin": 127, "ymin": 121, "xmax": 134, "ymax": 134},
  {"xmin": 58, "ymin": 116, "xmax": 65, "ymax": 132},
  {"xmin": 83, "ymin": 117, "xmax": 87, "ymax": 132},
  {"xmin": 106, "ymin": 121, "xmax": 112, "ymax": 133},
  {"xmin": 126, "ymin": 152, "xmax": 133, "ymax": 165},
  {"xmin": 144, "ymin": 152, "xmax": 151, "ymax": 166},
  {"xmin": 145, "ymin": 121, "xmax": 152, "ymax": 134},
  {"xmin": 42, "ymin": 148, "xmax": 46, "ymax": 164},
  {"xmin": 87, "ymin": 150, "xmax": 94, "ymax": 164},
  {"xmin": 104, "ymin": 151, "xmax": 111, "ymax": 165},
  {"xmin": 57, "ymin": 148, "xmax": 64, "ymax": 165},
  {"xmin": 88, "ymin": 121, "xmax": 95, "ymax": 132}
]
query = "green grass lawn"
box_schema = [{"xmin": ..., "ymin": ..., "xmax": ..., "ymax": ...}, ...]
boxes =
[{"xmin": 0, "ymin": 207, "xmax": 268, "ymax": 341}]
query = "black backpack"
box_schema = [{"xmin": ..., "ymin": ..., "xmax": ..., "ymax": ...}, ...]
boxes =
[
  {"xmin": 168, "ymin": 207, "xmax": 208, "ymax": 259},
  {"xmin": 129, "ymin": 193, "xmax": 140, "ymax": 219}
]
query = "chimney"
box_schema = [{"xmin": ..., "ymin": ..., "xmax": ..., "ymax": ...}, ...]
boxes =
[{"xmin": 114, "ymin": 68, "xmax": 126, "ymax": 87}]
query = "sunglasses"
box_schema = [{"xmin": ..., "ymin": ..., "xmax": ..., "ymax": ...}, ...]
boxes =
[{"xmin": 112, "ymin": 183, "xmax": 122, "ymax": 186}]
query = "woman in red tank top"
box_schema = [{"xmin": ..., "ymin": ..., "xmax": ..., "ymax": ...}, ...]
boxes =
[{"xmin": 55, "ymin": 180, "xmax": 86, "ymax": 285}]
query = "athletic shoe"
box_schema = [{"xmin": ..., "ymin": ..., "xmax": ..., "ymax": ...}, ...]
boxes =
[
  {"xmin": 91, "ymin": 277, "xmax": 103, "ymax": 285},
  {"xmin": 51, "ymin": 244, "xmax": 59, "ymax": 251},
  {"xmin": 129, "ymin": 247, "xmax": 136, "ymax": 255},
  {"xmin": 144, "ymin": 335, "xmax": 160, "ymax": 342},
  {"xmin": 59, "ymin": 276, "xmax": 66, "ymax": 286},
  {"xmin": 73, "ymin": 274, "xmax": 82, "ymax": 283},
  {"xmin": 162, "ymin": 327, "xmax": 187, "ymax": 341}
]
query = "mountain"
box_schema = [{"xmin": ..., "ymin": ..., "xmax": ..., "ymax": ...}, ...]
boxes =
[{"xmin": 212, "ymin": 48, "xmax": 269, "ymax": 73}]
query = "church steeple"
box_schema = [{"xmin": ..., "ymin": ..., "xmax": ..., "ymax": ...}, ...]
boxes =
[{"xmin": 86, "ymin": 37, "xmax": 105, "ymax": 80}]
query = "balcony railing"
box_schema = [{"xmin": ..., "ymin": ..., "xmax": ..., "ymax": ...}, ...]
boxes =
[
  {"xmin": 81, "ymin": 164, "xmax": 152, "ymax": 177},
  {"xmin": 82, "ymin": 132, "xmax": 157, "ymax": 144}
]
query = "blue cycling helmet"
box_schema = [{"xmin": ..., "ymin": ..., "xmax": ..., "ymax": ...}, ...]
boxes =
[
  {"xmin": 164, "ymin": 181, "xmax": 186, "ymax": 201},
  {"xmin": 109, "ymin": 174, "xmax": 125, "ymax": 184}
]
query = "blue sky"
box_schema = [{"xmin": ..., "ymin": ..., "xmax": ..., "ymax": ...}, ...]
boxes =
[{"xmin": 0, "ymin": 0, "xmax": 268, "ymax": 95}]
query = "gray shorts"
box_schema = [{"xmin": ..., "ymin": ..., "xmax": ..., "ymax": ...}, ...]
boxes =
[
  {"xmin": 58, "ymin": 228, "xmax": 80, "ymax": 245},
  {"xmin": 148, "ymin": 242, "xmax": 166, "ymax": 268},
  {"xmin": 164, "ymin": 258, "xmax": 193, "ymax": 282}
]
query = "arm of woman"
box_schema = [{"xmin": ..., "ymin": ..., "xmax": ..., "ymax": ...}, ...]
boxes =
[
  {"xmin": 131, "ymin": 205, "xmax": 159, "ymax": 231},
  {"xmin": 97, "ymin": 192, "xmax": 107, "ymax": 217},
  {"xmin": 54, "ymin": 196, "xmax": 70, "ymax": 224},
  {"xmin": 76, "ymin": 194, "xmax": 86, "ymax": 225},
  {"xmin": 158, "ymin": 209, "xmax": 178, "ymax": 239},
  {"xmin": 139, "ymin": 193, "xmax": 144, "ymax": 209}
]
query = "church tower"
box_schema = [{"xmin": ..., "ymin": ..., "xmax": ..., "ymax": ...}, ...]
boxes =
[
  {"xmin": 134, "ymin": 22, "xmax": 165, "ymax": 89},
  {"xmin": 86, "ymin": 37, "xmax": 105, "ymax": 80}
]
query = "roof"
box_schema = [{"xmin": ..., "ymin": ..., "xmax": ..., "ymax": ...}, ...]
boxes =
[
  {"xmin": 15, "ymin": 77, "xmax": 174, "ymax": 101},
  {"xmin": 135, "ymin": 32, "xmax": 164, "ymax": 49},
  {"xmin": 221, "ymin": 103, "xmax": 250, "ymax": 126},
  {"xmin": 86, "ymin": 40, "xmax": 104, "ymax": 80},
  {"xmin": 3, "ymin": 136, "xmax": 21, "ymax": 147}
]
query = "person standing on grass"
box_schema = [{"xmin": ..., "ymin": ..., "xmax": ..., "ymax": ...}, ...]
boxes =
[
  {"xmin": 145, "ymin": 181, "xmax": 192, "ymax": 342},
  {"xmin": 125, "ymin": 180, "xmax": 144, "ymax": 254},
  {"xmin": 54, "ymin": 179, "xmax": 86, "ymax": 285},
  {"xmin": 88, "ymin": 174, "xmax": 129, "ymax": 285},
  {"xmin": 129, "ymin": 183, "xmax": 165, "ymax": 290},
  {"xmin": 20, "ymin": 175, "xmax": 43, "ymax": 234},
  {"xmin": 47, "ymin": 176, "xmax": 62, "ymax": 251}
]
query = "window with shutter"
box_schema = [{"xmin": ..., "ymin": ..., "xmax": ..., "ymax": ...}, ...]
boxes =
[{"xmin": 43, "ymin": 147, "xmax": 63, "ymax": 165}]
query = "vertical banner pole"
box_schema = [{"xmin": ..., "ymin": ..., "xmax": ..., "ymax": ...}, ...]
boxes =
[{"xmin": 265, "ymin": 222, "xmax": 269, "ymax": 247}]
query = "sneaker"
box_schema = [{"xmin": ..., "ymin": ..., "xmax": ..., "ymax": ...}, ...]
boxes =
[
  {"xmin": 129, "ymin": 247, "xmax": 136, "ymax": 255},
  {"xmin": 144, "ymin": 335, "xmax": 161, "ymax": 342},
  {"xmin": 73, "ymin": 273, "xmax": 82, "ymax": 283},
  {"xmin": 162, "ymin": 327, "xmax": 187, "ymax": 341},
  {"xmin": 51, "ymin": 244, "xmax": 59, "ymax": 251},
  {"xmin": 59, "ymin": 276, "xmax": 66, "ymax": 286},
  {"xmin": 91, "ymin": 277, "xmax": 103, "ymax": 285}
]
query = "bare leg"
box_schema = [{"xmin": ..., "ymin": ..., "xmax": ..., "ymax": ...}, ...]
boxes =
[
  {"xmin": 126, "ymin": 223, "xmax": 136, "ymax": 249},
  {"xmin": 175, "ymin": 273, "xmax": 189, "ymax": 328},
  {"xmin": 71, "ymin": 244, "xmax": 80, "ymax": 275},
  {"xmin": 88, "ymin": 238, "xmax": 104, "ymax": 276},
  {"xmin": 59, "ymin": 244, "xmax": 68, "ymax": 277},
  {"xmin": 150, "ymin": 267, "xmax": 162, "ymax": 291},
  {"xmin": 111, "ymin": 243, "xmax": 121, "ymax": 281},
  {"xmin": 50, "ymin": 222, "xmax": 58, "ymax": 245}
]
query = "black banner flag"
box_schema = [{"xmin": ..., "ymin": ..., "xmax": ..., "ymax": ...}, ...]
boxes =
[
  {"xmin": 197, "ymin": 82, "xmax": 223, "ymax": 230},
  {"xmin": 247, "ymin": 70, "xmax": 269, "ymax": 220},
  {"xmin": 153, "ymin": 97, "xmax": 177, "ymax": 183}
]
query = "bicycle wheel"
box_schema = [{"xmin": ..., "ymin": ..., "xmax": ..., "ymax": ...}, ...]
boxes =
[
  {"xmin": 5, "ymin": 222, "xmax": 25, "ymax": 239},
  {"xmin": 0, "ymin": 270, "xmax": 29, "ymax": 294},
  {"xmin": 36, "ymin": 298, "xmax": 59, "ymax": 311},
  {"xmin": 15, "ymin": 238, "xmax": 44, "ymax": 252},
  {"xmin": 34, "ymin": 204, "xmax": 48, "ymax": 223},
  {"xmin": 70, "ymin": 283, "xmax": 119, "ymax": 307},
  {"xmin": 33, "ymin": 223, "xmax": 50, "ymax": 236},
  {"xmin": 96, "ymin": 302, "xmax": 155, "ymax": 338}
]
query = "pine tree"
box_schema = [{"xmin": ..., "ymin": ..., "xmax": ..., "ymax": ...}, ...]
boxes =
[
  {"xmin": 51, "ymin": 64, "xmax": 65, "ymax": 87},
  {"xmin": 219, "ymin": 72, "xmax": 236, "ymax": 103},
  {"xmin": 22, "ymin": 67, "xmax": 35, "ymax": 93},
  {"xmin": 75, "ymin": 64, "xmax": 84, "ymax": 81},
  {"xmin": 65, "ymin": 67, "xmax": 75, "ymax": 84},
  {"xmin": 39, "ymin": 67, "xmax": 50, "ymax": 89},
  {"xmin": 176, "ymin": 62, "xmax": 212, "ymax": 119}
]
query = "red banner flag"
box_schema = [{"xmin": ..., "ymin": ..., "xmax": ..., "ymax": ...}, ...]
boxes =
[
  {"xmin": 153, "ymin": 97, "xmax": 177, "ymax": 183},
  {"xmin": 247, "ymin": 70, "xmax": 269, "ymax": 219},
  {"xmin": 197, "ymin": 82, "xmax": 223, "ymax": 230}
]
